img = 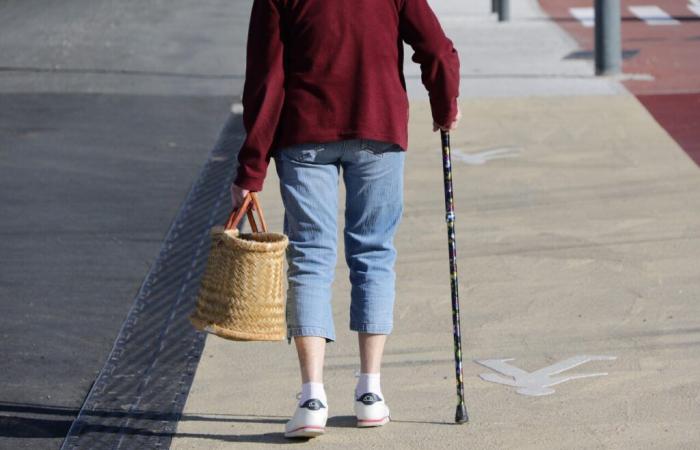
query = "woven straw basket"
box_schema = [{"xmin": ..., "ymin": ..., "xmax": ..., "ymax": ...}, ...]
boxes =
[{"xmin": 189, "ymin": 192, "xmax": 289, "ymax": 341}]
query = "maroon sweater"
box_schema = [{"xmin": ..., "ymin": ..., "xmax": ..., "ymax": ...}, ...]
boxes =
[{"xmin": 234, "ymin": 0, "xmax": 461, "ymax": 191}]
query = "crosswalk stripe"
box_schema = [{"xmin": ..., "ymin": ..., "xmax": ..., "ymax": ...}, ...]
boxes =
[
  {"xmin": 569, "ymin": 7, "xmax": 595, "ymax": 27},
  {"xmin": 628, "ymin": 5, "xmax": 680, "ymax": 25}
]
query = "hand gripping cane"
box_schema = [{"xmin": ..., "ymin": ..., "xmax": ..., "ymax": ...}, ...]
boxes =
[{"xmin": 440, "ymin": 130, "xmax": 469, "ymax": 424}]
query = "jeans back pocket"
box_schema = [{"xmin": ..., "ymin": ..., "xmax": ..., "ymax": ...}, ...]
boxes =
[
  {"xmin": 280, "ymin": 142, "xmax": 326, "ymax": 163},
  {"xmin": 360, "ymin": 139, "xmax": 400, "ymax": 158}
]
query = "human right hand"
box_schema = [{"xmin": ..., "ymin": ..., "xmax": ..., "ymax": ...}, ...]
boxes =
[
  {"xmin": 433, "ymin": 106, "xmax": 462, "ymax": 132},
  {"xmin": 230, "ymin": 182, "xmax": 255, "ymax": 212}
]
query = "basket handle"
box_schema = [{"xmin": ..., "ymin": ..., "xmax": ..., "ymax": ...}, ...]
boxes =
[{"xmin": 224, "ymin": 192, "xmax": 268, "ymax": 233}]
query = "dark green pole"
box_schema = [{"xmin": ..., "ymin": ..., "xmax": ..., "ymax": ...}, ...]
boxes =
[
  {"xmin": 498, "ymin": 0, "xmax": 510, "ymax": 22},
  {"xmin": 595, "ymin": 0, "xmax": 621, "ymax": 75}
]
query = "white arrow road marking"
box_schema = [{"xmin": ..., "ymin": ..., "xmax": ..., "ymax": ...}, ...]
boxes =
[
  {"xmin": 451, "ymin": 146, "xmax": 522, "ymax": 165},
  {"xmin": 475, "ymin": 355, "xmax": 618, "ymax": 396},
  {"xmin": 570, "ymin": 7, "xmax": 595, "ymax": 27},
  {"xmin": 629, "ymin": 6, "xmax": 680, "ymax": 25}
]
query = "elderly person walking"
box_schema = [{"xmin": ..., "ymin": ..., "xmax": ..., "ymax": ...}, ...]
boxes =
[{"xmin": 230, "ymin": 0, "xmax": 461, "ymax": 438}]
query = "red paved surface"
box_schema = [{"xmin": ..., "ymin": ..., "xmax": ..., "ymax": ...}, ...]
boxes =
[
  {"xmin": 637, "ymin": 93, "xmax": 700, "ymax": 164},
  {"xmin": 538, "ymin": 0, "xmax": 700, "ymax": 165}
]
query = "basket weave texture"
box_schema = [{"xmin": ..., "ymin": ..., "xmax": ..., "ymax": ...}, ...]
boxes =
[{"xmin": 189, "ymin": 193, "xmax": 289, "ymax": 341}]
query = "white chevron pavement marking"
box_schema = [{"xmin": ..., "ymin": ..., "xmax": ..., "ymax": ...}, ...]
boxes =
[
  {"xmin": 570, "ymin": 7, "xmax": 595, "ymax": 27},
  {"xmin": 689, "ymin": 1, "xmax": 700, "ymax": 17},
  {"xmin": 629, "ymin": 5, "xmax": 680, "ymax": 25}
]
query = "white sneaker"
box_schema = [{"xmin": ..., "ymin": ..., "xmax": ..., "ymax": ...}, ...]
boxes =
[
  {"xmin": 284, "ymin": 398, "xmax": 328, "ymax": 438},
  {"xmin": 354, "ymin": 392, "xmax": 391, "ymax": 427}
]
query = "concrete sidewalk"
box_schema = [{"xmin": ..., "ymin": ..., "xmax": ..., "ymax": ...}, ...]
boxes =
[{"xmin": 172, "ymin": 1, "xmax": 700, "ymax": 449}]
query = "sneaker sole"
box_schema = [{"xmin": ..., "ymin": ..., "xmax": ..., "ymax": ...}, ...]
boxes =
[
  {"xmin": 357, "ymin": 416, "xmax": 390, "ymax": 427},
  {"xmin": 284, "ymin": 426, "xmax": 325, "ymax": 438}
]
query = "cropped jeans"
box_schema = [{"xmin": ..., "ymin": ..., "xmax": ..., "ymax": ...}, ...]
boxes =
[{"xmin": 272, "ymin": 138, "xmax": 405, "ymax": 343}]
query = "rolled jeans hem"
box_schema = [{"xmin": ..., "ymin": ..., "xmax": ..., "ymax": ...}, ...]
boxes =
[
  {"xmin": 287, "ymin": 326, "xmax": 336, "ymax": 343},
  {"xmin": 349, "ymin": 322, "xmax": 393, "ymax": 334}
]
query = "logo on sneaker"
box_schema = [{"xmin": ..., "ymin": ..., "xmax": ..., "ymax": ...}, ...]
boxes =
[
  {"xmin": 300, "ymin": 398, "xmax": 326, "ymax": 410},
  {"xmin": 357, "ymin": 393, "xmax": 382, "ymax": 405}
]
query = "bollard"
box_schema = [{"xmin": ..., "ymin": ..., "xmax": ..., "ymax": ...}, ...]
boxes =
[
  {"xmin": 594, "ymin": 0, "xmax": 621, "ymax": 75},
  {"xmin": 498, "ymin": 0, "xmax": 510, "ymax": 22}
]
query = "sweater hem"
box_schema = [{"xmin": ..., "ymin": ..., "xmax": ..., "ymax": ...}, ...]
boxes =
[{"xmin": 274, "ymin": 131, "xmax": 408, "ymax": 153}]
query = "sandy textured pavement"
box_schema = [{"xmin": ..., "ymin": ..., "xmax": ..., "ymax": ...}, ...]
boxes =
[{"xmin": 172, "ymin": 95, "xmax": 700, "ymax": 448}]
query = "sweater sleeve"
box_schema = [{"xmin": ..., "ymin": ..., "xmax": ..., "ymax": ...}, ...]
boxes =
[
  {"xmin": 233, "ymin": 0, "xmax": 286, "ymax": 192},
  {"xmin": 399, "ymin": 0, "xmax": 460, "ymax": 128}
]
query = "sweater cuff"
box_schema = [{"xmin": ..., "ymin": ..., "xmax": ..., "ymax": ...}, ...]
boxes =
[
  {"xmin": 234, "ymin": 168, "xmax": 265, "ymax": 192},
  {"xmin": 431, "ymin": 96, "xmax": 459, "ymax": 128}
]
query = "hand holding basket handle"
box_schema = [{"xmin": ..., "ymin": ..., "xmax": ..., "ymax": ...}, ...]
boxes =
[
  {"xmin": 225, "ymin": 192, "xmax": 268, "ymax": 233},
  {"xmin": 189, "ymin": 191, "xmax": 288, "ymax": 342}
]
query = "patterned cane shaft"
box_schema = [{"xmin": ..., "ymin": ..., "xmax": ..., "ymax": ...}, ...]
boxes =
[{"xmin": 441, "ymin": 131, "xmax": 467, "ymax": 415}]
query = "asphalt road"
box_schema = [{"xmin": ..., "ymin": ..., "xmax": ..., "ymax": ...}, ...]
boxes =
[{"xmin": 0, "ymin": 0, "xmax": 250, "ymax": 448}]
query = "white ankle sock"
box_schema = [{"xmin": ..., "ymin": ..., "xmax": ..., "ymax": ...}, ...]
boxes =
[
  {"xmin": 355, "ymin": 372, "xmax": 382, "ymax": 398},
  {"xmin": 300, "ymin": 382, "xmax": 327, "ymax": 405}
]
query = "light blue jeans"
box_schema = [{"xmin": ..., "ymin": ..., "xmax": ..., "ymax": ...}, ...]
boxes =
[{"xmin": 272, "ymin": 138, "xmax": 405, "ymax": 343}]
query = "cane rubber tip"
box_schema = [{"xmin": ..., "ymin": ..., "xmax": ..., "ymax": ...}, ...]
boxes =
[{"xmin": 455, "ymin": 403, "xmax": 469, "ymax": 424}]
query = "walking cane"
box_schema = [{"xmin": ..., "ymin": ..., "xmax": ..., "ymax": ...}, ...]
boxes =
[{"xmin": 440, "ymin": 130, "xmax": 469, "ymax": 424}]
